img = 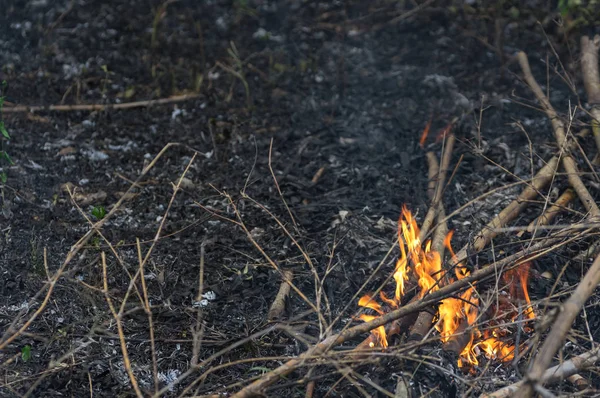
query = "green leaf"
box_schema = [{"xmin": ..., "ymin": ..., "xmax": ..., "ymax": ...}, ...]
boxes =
[
  {"xmin": 0, "ymin": 121, "xmax": 10, "ymax": 139},
  {"xmin": 91, "ymin": 206, "xmax": 106, "ymax": 220},
  {"xmin": 21, "ymin": 345, "xmax": 32, "ymax": 362},
  {"xmin": 0, "ymin": 172, "xmax": 6, "ymax": 184},
  {"xmin": 0, "ymin": 151, "xmax": 13, "ymax": 165}
]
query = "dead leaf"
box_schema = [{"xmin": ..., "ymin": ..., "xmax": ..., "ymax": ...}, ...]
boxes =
[
  {"xmin": 271, "ymin": 88, "xmax": 288, "ymax": 99},
  {"xmin": 58, "ymin": 146, "xmax": 77, "ymax": 156},
  {"xmin": 60, "ymin": 182, "xmax": 76, "ymax": 194},
  {"xmin": 73, "ymin": 190, "xmax": 107, "ymax": 206},
  {"xmin": 113, "ymin": 191, "xmax": 138, "ymax": 202}
]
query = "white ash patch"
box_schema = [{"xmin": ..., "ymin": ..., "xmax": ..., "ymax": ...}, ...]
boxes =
[
  {"xmin": 158, "ymin": 369, "xmax": 181, "ymax": 391},
  {"xmin": 192, "ymin": 291, "xmax": 217, "ymax": 308},
  {"xmin": 81, "ymin": 148, "xmax": 109, "ymax": 162}
]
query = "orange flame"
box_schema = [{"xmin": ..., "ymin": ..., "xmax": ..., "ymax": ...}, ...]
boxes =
[
  {"xmin": 504, "ymin": 262, "xmax": 535, "ymax": 322},
  {"xmin": 399, "ymin": 206, "xmax": 442, "ymax": 298},
  {"xmin": 477, "ymin": 331, "xmax": 515, "ymax": 362},
  {"xmin": 435, "ymin": 122, "xmax": 453, "ymax": 143},
  {"xmin": 419, "ymin": 119, "xmax": 432, "ymax": 148},
  {"xmin": 358, "ymin": 294, "xmax": 384, "ymax": 315},
  {"xmin": 358, "ymin": 314, "xmax": 388, "ymax": 348}
]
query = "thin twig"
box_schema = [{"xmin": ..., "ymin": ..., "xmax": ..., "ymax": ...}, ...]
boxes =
[
  {"xmin": 268, "ymin": 269, "xmax": 294, "ymax": 321},
  {"xmin": 2, "ymin": 93, "xmax": 201, "ymax": 113},
  {"xmin": 516, "ymin": 188, "xmax": 576, "ymax": 238},
  {"xmin": 101, "ymin": 252, "xmax": 144, "ymax": 398}
]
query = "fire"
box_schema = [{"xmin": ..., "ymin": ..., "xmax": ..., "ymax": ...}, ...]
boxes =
[
  {"xmin": 357, "ymin": 207, "xmax": 535, "ymax": 367},
  {"xmin": 436, "ymin": 231, "xmax": 481, "ymax": 365},
  {"xmin": 504, "ymin": 261, "xmax": 535, "ymax": 321},
  {"xmin": 358, "ymin": 294, "xmax": 384, "ymax": 315},
  {"xmin": 358, "ymin": 314, "xmax": 388, "ymax": 348},
  {"xmin": 477, "ymin": 333, "xmax": 515, "ymax": 362},
  {"xmin": 435, "ymin": 121, "xmax": 453, "ymax": 143},
  {"xmin": 419, "ymin": 119, "xmax": 432, "ymax": 148},
  {"xmin": 359, "ymin": 206, "xmax": 442, "ymax": 348}
]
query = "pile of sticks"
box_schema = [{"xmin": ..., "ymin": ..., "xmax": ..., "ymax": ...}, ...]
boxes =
[{"xmin": 236, "ymin": 34, "xmax": 600, "ymax": 398}]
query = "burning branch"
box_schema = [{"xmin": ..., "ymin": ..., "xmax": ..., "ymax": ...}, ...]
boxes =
[
  {"xmin": 408, "ymin": 147, "xmax": 451, "ymax": 342},
  {"xmin": 419, "ymin": 134, "xmax": 455, "ymax": 241}
]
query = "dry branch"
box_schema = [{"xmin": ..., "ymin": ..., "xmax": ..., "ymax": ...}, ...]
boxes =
[
  {"xmin": 484, "ymin": 348, "xmax": 600, "ymax": 398},
  {"xmin": 2, "ymin": 93, "xmax": 201, "ymax": 113},
  {"xmin": 514, "ymin": 251, "xmax": 600, "ymax": 397},
  {"xmin": 517, "ymin": 51, "xmax": 600, "ymax": 217},
  {"xmin": 419, "ymin": 134, "xmax": 455, "ymax": 241},
  {"xmin": 268, "ymin": 270, "xmax": 294, "ymax": 321},
  {"xmin": 567, "ymin": 373, "xmax": 589, "ymax": 391},
  {"xmin": 454, "ymin": 155, "xmax": 559, "ymax": 265},
  {"xmin": 516, "ymin": 188, "xmax": 575, "ymax": 238},
  {"xmin": 581, "ymin": 36, "xmax": 600, "ymax": 105},
  {"xmin": 353, "ymin": 295, "xmax": 419, "ymax": 357},
  {"xmin": 230, "ymin": 234, "xmax": 563, "ymax": 398},
  {"xmin": 581, "ymin": 35, "xmax": 600, "ymax": 164}
]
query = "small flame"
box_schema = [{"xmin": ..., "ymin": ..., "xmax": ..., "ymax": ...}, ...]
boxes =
[
  {"xmin": 435, "ymin": 122, "xmax": 453, "ymax": 143},
  {"xmin": 399, "ymin": 206, "xmax": 442, "ymax": 299},
  {"xmin": 477, "ymin": 335, "xmax": 515, "ymax": 362},
  {"xmin": 358, "ymin": 314, "xmax": 388, "ymax": 348},
  {"xmin": 358, "ymin": 294, "xmax": 384, "ymax": 315},
  {"xmin": 379, "ymin": 291, "xmax": 397, "ymax": 309},
  {"xmin": 419, "ymin": 119, "xmax": 432, "ymax": 148},
  {"xmin": 503, "ymin": 261, "xmax": 535, "ymax": 322}
]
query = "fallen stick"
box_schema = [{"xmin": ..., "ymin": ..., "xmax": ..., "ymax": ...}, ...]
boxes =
[
  {"xmin": 408, "ymin": 207, "xmax": 448, "ymax": 341},
  {"xmin": 517, "ymin": 51, "xmax": 600, "ymax": 217},
  {"xmin": 2, "ymin": 93, "xmax": 201, "ymax": 113},
  {"xmin": 454, "ymin": 155, "xmax": 559, "ymax": 265},
  {"xmin": 483, "ymin": 348, "xmax": 600, "ymax": 398},
  {"xmin": 443, "ymin": 320, "xmax": 471, "ymax": 356},
  {"xmin": 230, "ymin": 235, "xmax": 563, "ymax": 398},
  {"xmin": 567, "ymin": 373, "xmax": 589, "ymax": 391},
  {"xmin": 516, "ymin": 188, "xmax": 576, "ymax": 238},
  {"xmin": 580, "ymin": 35, "xmax": 600, "ymax": 164},
  {"xmin": 513, "ymin": 250, "xmax": 600, "ymax": 397},
  {"xmin": 352, "ymin": 311, "xmax": 417, "ymax": 354},
  {"xmin": 268, "ymin": 269, "xmax": 294, "ymax": 321},
  {"xmin": 419, "ymin": 134, "xmax": 455, "ymax": 241},
  {"xmin": 408, "ymin": 147, "xmax": 451, "ymax": 341},
  {"xmin": 443, "ymin": 309, "xmax": 492, "ymax": 357}
]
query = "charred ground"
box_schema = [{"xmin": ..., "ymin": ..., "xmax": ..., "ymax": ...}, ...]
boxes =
[{"xmin": 1, "ymin": 1, "xmax": 599, "ymax": 397}]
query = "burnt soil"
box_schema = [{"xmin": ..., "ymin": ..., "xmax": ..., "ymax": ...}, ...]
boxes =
[{"xmin": 1, "ymin": 1, "xmax": 600, "ymax": 397}]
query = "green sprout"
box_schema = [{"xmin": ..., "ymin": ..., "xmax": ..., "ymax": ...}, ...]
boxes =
[
  {"xmin": 21, "ymin": 345, "xmax": 32, "ymax": 362},
  {"xmin": 92, "ymin": 206, "xmax": 107, "ymax": 220}
]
